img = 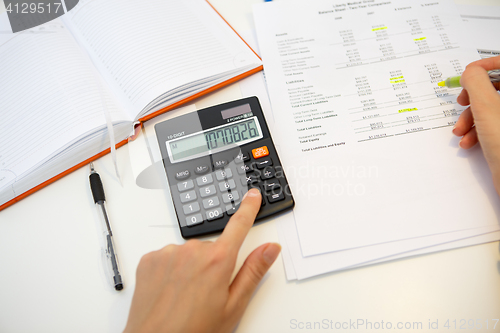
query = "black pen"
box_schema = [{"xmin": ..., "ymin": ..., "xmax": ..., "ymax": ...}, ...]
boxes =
[{"xmin": 89, "ymin": 163, "xmax": 124, "ymax": 291}]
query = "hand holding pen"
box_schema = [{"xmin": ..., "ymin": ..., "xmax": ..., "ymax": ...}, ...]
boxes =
[
  {"xmin": 452, "ymin": 56, "xmax": 500, "ymax": 196},
  {"xmin": 89, "ymin": 163, "xmax": 124, "ymax": 291},
  {"xmin": 438, "ymin": 70, "xmax": 500, "ymax": 88}
]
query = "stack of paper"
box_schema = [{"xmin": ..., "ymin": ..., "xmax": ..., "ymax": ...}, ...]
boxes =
[{"xmin": 253, "ymin": 0, "xmax": 500, "ymax": 280}]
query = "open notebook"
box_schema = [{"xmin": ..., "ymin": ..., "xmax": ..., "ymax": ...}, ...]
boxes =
[{"xmin": 0, "ymin": 0, "xmax": 262, "ymax": 210}]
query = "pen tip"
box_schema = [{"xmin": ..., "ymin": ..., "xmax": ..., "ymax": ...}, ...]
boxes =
[
  {"xmin": 437, "ymin": 81, "xmax": 445, "ymax": 87},
  {"xmin": 89, "ymin": 162, "xmax": 95, "ymax": 173},
  {"xmin": 115, "ymin": 283, "xmax": 124, "ymax": 291}
]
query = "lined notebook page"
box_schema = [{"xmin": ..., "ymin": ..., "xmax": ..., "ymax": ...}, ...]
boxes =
[
  {"xmin": 62, "ymin": 0, "xmax": 261, "ymax": 118},
  {"xmin": 0, "ymin": 16, "xmax": 126, "ymax": 197}
]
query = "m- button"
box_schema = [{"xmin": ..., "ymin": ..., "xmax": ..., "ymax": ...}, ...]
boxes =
[{"xmin": 194, "ymin": 165, "xmax": 209, "ymax": 174}]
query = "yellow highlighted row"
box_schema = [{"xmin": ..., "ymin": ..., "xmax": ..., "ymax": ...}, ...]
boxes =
[
  {"xmin": 372, "ymin": 27, "xmax": 387, "ymax": 31},
  {"xmin": 398, "ymin": 108, "xmax": 418, "ymax": 113},
  {"xmin": 390, "ymin": 75, "xmax": 405, "ymax": 84},
  {"xmin": 413, "ymin": 37, "xmax": 427, "ymax": 41}
]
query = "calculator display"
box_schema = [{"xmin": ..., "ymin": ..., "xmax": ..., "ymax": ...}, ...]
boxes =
[{"xmin": 167, "ymin": 117, "xmax": 263, "ymax": 163}]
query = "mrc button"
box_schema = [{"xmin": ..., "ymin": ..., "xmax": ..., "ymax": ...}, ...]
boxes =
[{"xmin": 175, "ymin": 170, "xmax": 190, "ymax": 180}]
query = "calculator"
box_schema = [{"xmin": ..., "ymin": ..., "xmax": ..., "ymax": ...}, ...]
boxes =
[{"xmin": 155, "ymin": 96, "xmax": 294, "ymax": 238}]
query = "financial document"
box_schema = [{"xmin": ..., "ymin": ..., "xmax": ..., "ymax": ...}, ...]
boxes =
[{"xmin": 254, "ymin": 0, "xmax": 500, "ymax": 256}]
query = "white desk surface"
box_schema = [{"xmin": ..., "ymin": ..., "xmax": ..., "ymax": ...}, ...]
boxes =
[{"xmin": 1, "ymin": 1, "xmax": 500, "ymax": 332}]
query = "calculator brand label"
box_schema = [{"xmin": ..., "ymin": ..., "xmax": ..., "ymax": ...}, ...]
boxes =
[{"xmin": 167, "ymin": 131, "xmax": 185, "ymax": 140}]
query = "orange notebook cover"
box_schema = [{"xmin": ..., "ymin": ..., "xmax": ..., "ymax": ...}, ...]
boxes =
[{"xmin": 0, "ymin": 0, "xmax": 262, "ymax": 212}]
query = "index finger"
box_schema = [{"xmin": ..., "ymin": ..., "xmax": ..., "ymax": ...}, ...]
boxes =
[{"xmin": 216, "ymin": 188, "xmax": 262, "ymax": 253}]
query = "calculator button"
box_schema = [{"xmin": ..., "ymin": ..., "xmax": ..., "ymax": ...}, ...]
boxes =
[
  {"xmin": 199, "ymin": 185, "xmax": 217, "ymax": 198},
  {"xmin": 226, "ymin": 205, "xmax": 238, "ymax": 216},
  {"xmin": 242, "ymin": 151, "xmax": 251, "ymax": 162},
  {"xmin": 183, "ymin": 202, "xmax": 200, "ymax": 215},
  {"xmin": 194, "ymin": 165, "xmax": 210, "ymax": 175},
  {"xmin": 196, "ymin": 174, "xmax": 213, "ymax": 186},
  {"xmin": 237, "ymin": 164, "xmax": 246, "ymax": 175},
  {"xmin": 267, "ymin": 191, "xmax": 285, "ymax": 203},
  {"xmin": 260, "ymin": 167, "xmax": 275, "ymax": 180},
  {"xmin": 213, "ymin": 159, "xmax": 228, "ymax": 169},
  {"xmin": 237, "ymin": 163, "xmax": 254, "ymax": 174},
  {"xmin": 247, "ymin": 185, "xmax": 264, "ymax": 205},
  {"xmin": 252, "ymin": 146, "xmax": 269, "ymax": 159},
  {"xmin": 202, "ymin": 196, "xmax": 220, "ymax": 209},
  {"xmin": 241, "ymin": 174, "xmax": 259, "ymax": 186},
  {"xmin": 206, "ymin": 208, "xmax": 224, "ymax": 221},
  {"xmin": 262, "ymin": 179, "xmax": 281, "ymax": 192},
  {"xmin": 180, "ymin": 190, "xmax": 197, "ymax": 203},
  {"xmin": 222, "ymin": 191, "xmax": 240, "ymax": 204},
  {"xmin": 234, "ymin": 152, "xmax": 245, "ymax": 164},
  {"xmin": 219, "ymin": 179, "xmax": 236, "ymax": 192},
  {"xmin": 215, "ymin": 168, "xmax": 233, "ymax": 181},
  {"xmin": 256, "ymin": 158, "xmax": 273, "ymax": 169},
  {"xmin": 175, "ymin": 170, "xmax": 190, "ymax": 180},
  {"xmin": 186, "ymin": 214, "xmax": 203, "ymax": 227},
  {"xmin": 177, "ymin": 179, "xmax": 194, "ymax": 192}
]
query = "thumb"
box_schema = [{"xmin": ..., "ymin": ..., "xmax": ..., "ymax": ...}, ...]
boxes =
[{"xmin": 227, "ymin": 243, "xmax": 281, "ymax": 314}]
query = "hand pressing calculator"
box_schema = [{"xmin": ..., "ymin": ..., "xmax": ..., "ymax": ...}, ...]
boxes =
[{"xmin": 155, "ymin": 96, "xmax": 294, "ymax": 238}]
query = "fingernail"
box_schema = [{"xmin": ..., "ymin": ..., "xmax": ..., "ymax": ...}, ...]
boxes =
[
  {"xmin": 242, "ymin": 187, "xmax": 260, "ymax": 200},
  {"xmin": 263, "ymin": 243, "xmax": 281, "ymax": 265},
  {"xmin": 459, "ymin": 138, "xmax": 464, "ymax": 148}
]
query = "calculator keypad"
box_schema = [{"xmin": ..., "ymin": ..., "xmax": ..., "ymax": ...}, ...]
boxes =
[
  {"xmin": 268, "ymin": 191, "xmax": 285, "ymax": 203},
  {"xmin": 260, "ymin": 167, "xmax": 275, "ymax": 180},
  {"xmin": 177, "ymin": 179, "xmax": 194, "ymax": 192},
  {"xmin": 218, "ymin": 179, "xmax": 236, "ymax": 192},
  {"xmin": 199, "ymin": 185, "xmax": 217, "ymax": 198},
  {"xmin": 180, "ymin": 190, "xmax": 197, "ymax": 203},
  {"xmin": 186, "ymin": 214, "xmax": 203, "ymax": 226},
  {"xmin": 222, "ymin": 191, "xmax": 239, "ymax": 203},
  {"xmin": 174, "ymin": 143, "xmax": 291, "ymax": 234},
  {"xmin": 256, "ymin": 158, "xmax": 273, "ymax": 169},
  {"xmin": 226, "ymin": 205, "xmax": 238, "ymax": 215},
  {"xmin": 183, "ymin": 202, "xmax": 200, "ymax": 215},
  {"xmin": 215, "ymin": 168, "xmax": 232, "ymax": 180},
  {"xmin": 196, "ymin": 174, "xmax": 213, "ymax": 186},
  {"xmin": 175, "ymin": 170, "xmax": 190, "ymax": 180},
  {"xmin": 202, "ymin": 196, "xmax": 220, "ymax": 209},
  {"xmin": 206, "ymin": 207, "xmax": 224, "ymax": 221},
  {"xmin": 242, "ymin": 174, "xmax": 259, "ymax": 185},
  {"xmin": 194, "ymin": 165, "xmax": 209, "ymax": 175}
]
